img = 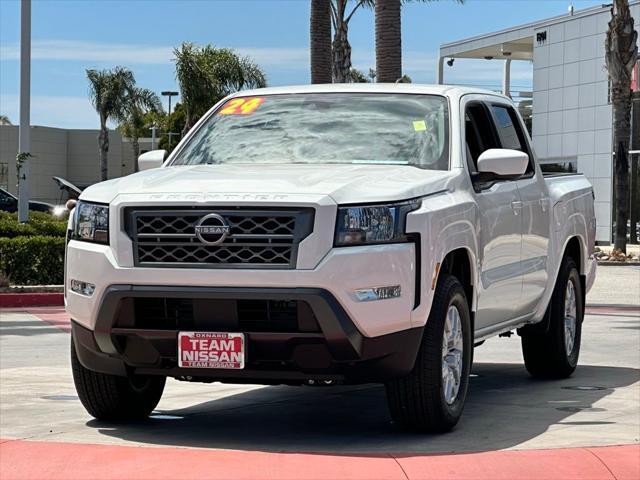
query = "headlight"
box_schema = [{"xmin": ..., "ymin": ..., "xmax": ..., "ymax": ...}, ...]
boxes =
[
  {"xmin": 72, "ymin": 201, "xmax": 109, "ymax": 244},
  {"xmin": 334, "ymin": 200, "xmax": 420, "ymax": 246}
]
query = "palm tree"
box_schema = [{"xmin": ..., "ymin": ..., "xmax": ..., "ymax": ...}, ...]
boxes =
[
  {"xmin": 330, "ymin": 1, "xmax": 372, "ymax": 83},
  {"xmin": 118, "ymin": 88, "xmax": 163, "ymax": 172},
  {"xmin": 174, "ymin": 43, "xmax": 267, "ymax": 134},
  {"xmin": 375, "ymin": 1, "xmax": 462, "ymax": 83},
  {"xmin": 375, "ymin": 0, "xmax": 402, "ymax": 83},
  {"xmin": 87, "ymin": 67, "xmax": 135, "ymax": 181},
  {"xmin": 310, "ymin": 0, "xmax": 332, "ymax": 83},
  {"xmin": 0, "ymin": 115, "xmax": 11, "ymax": 125},
  {"xmin": 605, "ymin": 0, "xmax": 638, "ymax": 252}
]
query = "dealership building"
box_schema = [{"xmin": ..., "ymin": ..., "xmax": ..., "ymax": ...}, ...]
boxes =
[
  {"xmin": 438, "ymin": 1, "xmax": 640, "ymax": 244},
  {"xmin": 0, "ymin": 126, "xmax": 151, "ymax": 205}
]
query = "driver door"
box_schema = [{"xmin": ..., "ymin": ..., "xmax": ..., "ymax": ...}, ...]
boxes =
[{"xmin": 464, "ymin": 100, "xmax": 524, "ymax": 332}]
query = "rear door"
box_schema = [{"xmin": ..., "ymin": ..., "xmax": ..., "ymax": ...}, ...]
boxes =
[
  {"xmin": 463, "ymin": 99, "xmax": 524, "ymax": 332},
  {"xmin": 487, "ymin": 102, "xmax": 550, "ymax": 315}
]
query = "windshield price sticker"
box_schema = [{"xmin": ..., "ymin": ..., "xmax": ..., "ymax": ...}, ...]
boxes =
[
  {"xmin": 218, "ymin": 97, "xmax": 265, "ymax": 115},
  {"xmin": 413, "ymin": 120, "xmax": 427, "ymax": 131}
]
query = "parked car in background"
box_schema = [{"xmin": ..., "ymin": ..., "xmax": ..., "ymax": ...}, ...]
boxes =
[
  {"xmin": 66, "ymin": 84, "xmax": 596, "ymax": 433},
  {"xmin": 0, "ymin": 187, "xmax": 65, "ymax": 216},
  {"xmin": 52, "ymin": 176, "xmax": 83, "ymax": 202}
]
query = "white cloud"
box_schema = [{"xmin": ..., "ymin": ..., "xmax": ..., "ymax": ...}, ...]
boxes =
[
  {"xmin": 238, "ymin": 47, "xmax": 308, "ymax": 68},
  {"xmin": 0, "ymin": 40, "xmax": 312, "ymax": 70},
  {"xmin": 0, "ymin": 40, "xmax": 174, "ymax": 65}
]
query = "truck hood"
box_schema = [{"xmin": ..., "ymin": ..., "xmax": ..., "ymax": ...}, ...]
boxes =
[{"xmin": 80, "ymin": 164, "xmax": 454, "ymax": 204}]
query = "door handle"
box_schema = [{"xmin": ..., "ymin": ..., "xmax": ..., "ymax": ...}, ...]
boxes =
[{"xmin": 511, "ymin": 201, "xmax": 524, "ymax": 213}]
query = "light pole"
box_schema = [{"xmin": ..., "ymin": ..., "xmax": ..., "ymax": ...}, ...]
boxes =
[
  {"xmin": 17, "ymin": 0, "xmax": 31, "ymax": 223},
  {"xmin": 150, "ymin": 124, "xmax": 158, "ymax": 150},
  {"xmin": 161, "ymin": 91, "xmax": 179, "ymax": 149}
]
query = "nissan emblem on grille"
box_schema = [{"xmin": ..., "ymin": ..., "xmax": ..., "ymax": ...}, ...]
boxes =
[{"xmin": 194, "ymin": 214, "xmax": 230, "ymax": 245}]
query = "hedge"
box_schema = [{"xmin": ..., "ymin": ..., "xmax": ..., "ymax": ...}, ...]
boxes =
[
  {"xmin": 0, "ymin": 211, "xmax": 67, "ymax": 238},
  {"xmin": 0, "ymin": 236, "xmax": 66, "ymax": 285}
]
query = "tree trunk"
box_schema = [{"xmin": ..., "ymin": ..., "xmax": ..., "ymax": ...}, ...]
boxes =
[
  {"xmin": 375, "ymin": 0, "xmax": 402, "ymax": 83},
  {"xmin": 605, "ymin": 0, "xmax": 638, "ymax": 252},
  {"xmin": 132, "ymin": 136, "xmax": 140, "ymax": 173},
  {"xmin": 310, "ymin": 0, "xmax": 332, "ymax": 84},
  {"xmin": 98, "ymin": 115, "xmax": 109, "ymax": 181},
  {"xmin": 612, "ymin": 88, "xmax": 632, "ymax": 251},
  {"xmin": 332, "ymin": 19, "xmax": 352, "ymax": 83}
]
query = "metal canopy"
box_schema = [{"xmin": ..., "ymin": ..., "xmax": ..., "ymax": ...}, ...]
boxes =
[{"xmin": 443, "ymin": 38, "xmax": 533, "ymax": 61}]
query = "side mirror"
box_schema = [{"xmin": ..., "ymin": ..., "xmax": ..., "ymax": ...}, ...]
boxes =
[
  {"xmin": 477, "ymin": 149, "xmax": 529, "ymax": 177},
  {"xmin": 138, "ymin": 150, "xmax": 167, "ymax": 171}
]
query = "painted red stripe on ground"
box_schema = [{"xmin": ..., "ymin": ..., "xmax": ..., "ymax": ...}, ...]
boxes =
[
  {"xmin": 26, "ymin": 307, "xmax": 71, "ymax": 332},
  {"xmin": 0, "ymin": 439, "xmax": 637, "ymax": 480}
]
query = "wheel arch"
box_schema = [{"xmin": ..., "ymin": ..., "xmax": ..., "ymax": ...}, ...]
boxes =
[
  {"xmin": 560, "ymin": 235, "xmax": 587, "ymax": 312},
  {"xmin": 439, "ymin": 247, "xmax": 476, "ymax": 315},
  {"xmin": 522, "ymin": 235, "xmax": 587, "ymax": 337}
]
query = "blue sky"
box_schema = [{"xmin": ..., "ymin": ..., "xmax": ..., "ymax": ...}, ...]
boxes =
[{"xmin": 0, "ymin": 0, "xmax": 605, "ymax": 129}]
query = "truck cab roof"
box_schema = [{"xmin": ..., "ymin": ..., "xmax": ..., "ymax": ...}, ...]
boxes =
[{"xmin": 233, "ymin": 83, "xmax": 510, "ymax": 102}]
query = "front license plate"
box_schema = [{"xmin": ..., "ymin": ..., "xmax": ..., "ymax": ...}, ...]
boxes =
[{"xmin": 178, "ymin": 332, "xmax": 245, "ymax": 369}]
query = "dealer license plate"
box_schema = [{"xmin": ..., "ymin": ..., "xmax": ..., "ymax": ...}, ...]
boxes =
[{"xmin": 178, "ymin": 332, "xmax": 245, "ymax": 369}]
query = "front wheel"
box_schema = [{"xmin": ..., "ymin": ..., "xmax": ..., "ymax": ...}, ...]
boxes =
[
  {"xmin": 71, "ymin": 337, "xmax": 166, "ymax": 420},
  {"xmin": 385, "ymin": 274, "xmax": 472, "ymax": 432}
]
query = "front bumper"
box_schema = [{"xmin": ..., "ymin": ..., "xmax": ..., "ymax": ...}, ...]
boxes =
[
  {"xmin": 71, "ymin": 285, "xmax": 424, "ymax": 384},
  {"xmin": 66, "ymin": 240, "xmax": 417, "ymax": 338}
]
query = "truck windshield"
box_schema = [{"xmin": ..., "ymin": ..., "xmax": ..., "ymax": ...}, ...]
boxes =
[{"xmin": 170, "ymin": 93, "xmax": 450, "ymax": 170}]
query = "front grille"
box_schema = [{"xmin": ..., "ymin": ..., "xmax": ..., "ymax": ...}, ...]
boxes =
[{"xmin": 126, "ymin": 207, "xmax": 314, "ymax": 268}]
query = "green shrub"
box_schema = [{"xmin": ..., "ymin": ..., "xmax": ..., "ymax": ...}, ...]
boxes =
[
  {"xmin": 0, "ymin": 211, "xmax": 68, "ymax": 238},
  {"xmin": 0, "ymin": 236, "xmax": 66, "ymax": 285}
]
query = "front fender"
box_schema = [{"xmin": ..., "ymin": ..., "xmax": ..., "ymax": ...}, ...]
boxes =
[{"xmin": 406, "ymin": 192, "xmax": 479, "ymax": 328}]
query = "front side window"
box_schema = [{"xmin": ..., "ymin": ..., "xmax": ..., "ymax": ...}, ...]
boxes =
[
  {"xmin": 489, "ymin": 105, "xmax": 526, "ymax": 152},
  {"xmin": 489, "ymin": 104, "xmax": 534, "ymax": 175},
  {"xmin": 171, "ymin": 93, "xmax": 450, "ymax": 170}
]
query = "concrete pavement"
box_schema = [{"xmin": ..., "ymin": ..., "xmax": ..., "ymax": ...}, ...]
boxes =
[{"xmin": 0, "ymin": 265, "xmax": 638, "ymax": 478}]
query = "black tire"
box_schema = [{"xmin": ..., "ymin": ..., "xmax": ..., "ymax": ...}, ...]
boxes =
[
  {"xmin": 385, "ymin": 274, "xmax": 472, "ymax": 433},
  {"xmin": 521, "ymin": 256, "xmax": 583, "ymax": 379},
  {"xmin": 71, "ymin": 337, "xmax": 166, "ymax": 420}
]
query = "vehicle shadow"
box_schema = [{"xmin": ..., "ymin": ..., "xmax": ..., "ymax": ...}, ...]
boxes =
[{"xmin": 89, "ymin": 362, "xmax": 640, "ymax": 454}]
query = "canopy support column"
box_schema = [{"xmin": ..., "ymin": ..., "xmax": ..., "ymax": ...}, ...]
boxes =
[{"xmin": 502, "ymin": 58, "xmax": 512, "ymax": 98}]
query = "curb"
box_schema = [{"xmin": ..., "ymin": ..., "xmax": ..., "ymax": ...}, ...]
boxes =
[
  {"xmin": 0, "ymin": 293, "xmax": 64, "ymax": 308},
  {"xmin": 596, "ymin": 261, "xmax": 640, "ymax": 266},
  {"xmin": 1, "ymin": 439, "xmax": 637, "ymax": 480}
]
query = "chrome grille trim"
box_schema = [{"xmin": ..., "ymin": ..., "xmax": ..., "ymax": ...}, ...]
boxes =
[{"xmin": 126, "ymin": 207, "xmax": 314, "ymax": 269}]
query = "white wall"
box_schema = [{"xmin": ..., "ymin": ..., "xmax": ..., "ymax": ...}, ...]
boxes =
[
  {"xmin": 0, "ymin": 126, "xmax": 68, "ymax": 203},
  {"xmin": 531, "ymin": 9, "xmax": 624, "ymax": 243},
  {"xmin": 0, "ymin": 126, "xmax": 135, "ymax": 204}
]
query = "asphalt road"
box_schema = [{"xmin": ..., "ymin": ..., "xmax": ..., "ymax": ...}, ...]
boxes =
[{"xmin": 0, "ymin": 266, "xmax": 638, "ymax": 457}]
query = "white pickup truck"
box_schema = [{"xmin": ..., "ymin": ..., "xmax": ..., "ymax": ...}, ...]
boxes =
[{"xmin": 66, "ymin": 84, "xmax": 596, "ymax": 432}]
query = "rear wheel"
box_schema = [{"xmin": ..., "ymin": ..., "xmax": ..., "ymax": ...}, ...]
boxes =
[
  {"xmin": 71, "ymin": 337, "xmax": 166, "ymax": 420},
  {"xmin": 521, "ymin": 256, "xmax": 583, "ymax": 378},
  {"xmin": 385, "ymin": 274, "xmax": 472, "ymax": 432}
]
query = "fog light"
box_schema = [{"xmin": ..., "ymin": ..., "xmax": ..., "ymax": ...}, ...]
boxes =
[
  {"xmin": 70, "ymin": 279, "xmax": 95, "ymax": 297},
  {"xmin": 355, "ymin": 285, "xmax": 401, "ymax": 302}
]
